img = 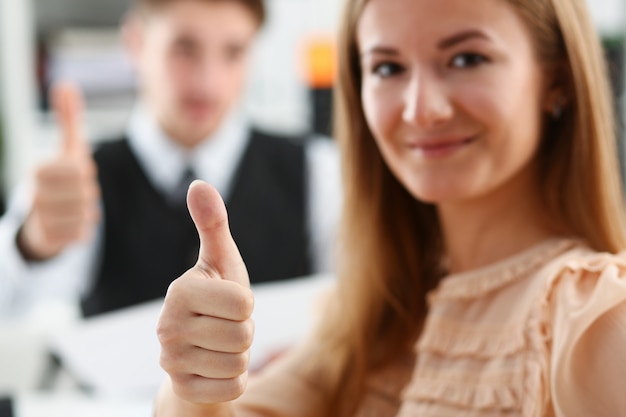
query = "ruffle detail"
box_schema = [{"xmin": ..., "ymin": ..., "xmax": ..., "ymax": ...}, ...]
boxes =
[
  {"xmin": 375, "ymin": 240, "xmax": 626, "ymax": 416},
  {"xmin": 403, "ymin": 378, "xmax": 521, "ymax": 411},
  {"xmin": 417, "ymin": 315, "xmax": 527, "ymax": 358},
  {"xmin": 521, "ymin": 304, "xmax": 551, "ymax": 417},
  {"xmin": 521, "ymin": 358, "xmax": 547, "ymax": 417},
  {"xmin": 542, "ymin": 248, "xmax": 626, "ymax": 338},
  {"xmin": 431, "ymin": 238, "xmax": 581, "ymax": 301},
  {"xmin": 555, "ymin": 249, "xmax": 626, "ymax": 275}
]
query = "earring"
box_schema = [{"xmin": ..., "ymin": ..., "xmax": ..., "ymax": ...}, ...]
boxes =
[{"xmin": 550, "ymin": 93, "xmax": 569, "ymax": 119}]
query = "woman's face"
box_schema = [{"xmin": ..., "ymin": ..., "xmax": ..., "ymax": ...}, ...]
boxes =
[{"xmin": 357, "ymin": 0, "xmax": 552, "ymax": 204}]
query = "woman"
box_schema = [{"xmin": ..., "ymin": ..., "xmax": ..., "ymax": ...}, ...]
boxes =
[{"xmin": 155, "ymin": 0, "xmax": 626, "ymax": 415}]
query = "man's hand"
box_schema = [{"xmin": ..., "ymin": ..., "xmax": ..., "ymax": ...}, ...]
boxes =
[{"xmin": 18, "ymin": 82, "xmax": 101, "ymax": 260}]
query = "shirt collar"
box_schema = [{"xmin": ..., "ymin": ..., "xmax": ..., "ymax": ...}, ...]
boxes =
[{"xmin": 126, "ymin": 103, "xmax": 251, "ymax": 199}]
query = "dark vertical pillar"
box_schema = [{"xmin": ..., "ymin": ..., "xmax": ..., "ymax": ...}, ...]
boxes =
[
  {"xmin": 0, "ymin": 397, "xmax": 13, "ymax": 417},
  {"xmin": 303, "ymin": 37, "xmax": 336, "ymax": 139},
  {"xmin": 311, "ymin": 87, "xmax": 333, "ymax": 137}
]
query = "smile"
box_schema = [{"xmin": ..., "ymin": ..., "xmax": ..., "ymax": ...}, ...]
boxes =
[{"xmin": 408, "ymin": 136, "xmax": 476, "ymax": 159}]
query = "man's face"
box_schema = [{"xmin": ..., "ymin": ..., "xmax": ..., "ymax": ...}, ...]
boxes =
[{"xmin": 127, "ymin": 0, "xmax": 259, "ymax": 148}]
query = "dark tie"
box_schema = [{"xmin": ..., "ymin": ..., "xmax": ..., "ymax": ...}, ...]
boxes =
[{"xmin": 169, "ymin": 166, "xmax": 196, "ymax": 207}]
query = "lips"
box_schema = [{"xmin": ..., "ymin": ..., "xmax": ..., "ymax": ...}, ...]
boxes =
[
  {"xmin": 407, "ymin": 136, "xmax": 476, "ymax": 158},
  {"xmin": 182, "ymin": 99, "xmax": 216, "ymax": 120}
]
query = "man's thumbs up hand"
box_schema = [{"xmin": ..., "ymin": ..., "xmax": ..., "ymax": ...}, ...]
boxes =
[
  {"xmin": 157, "ymin": 181, "xmax": 254, "ymax": 409},
  {"xmin": 17, "ymin": 82, "xmax": 101, "ymax": 261}
]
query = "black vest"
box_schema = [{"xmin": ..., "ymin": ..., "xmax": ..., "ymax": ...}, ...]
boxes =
[{"xmin": 81, "ymin": 130, "xmax": 310, "ymax": 317}]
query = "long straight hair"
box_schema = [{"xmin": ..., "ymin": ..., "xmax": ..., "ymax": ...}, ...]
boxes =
[{"xmin": 309, "ymin": 0, "xmax": 626, "ymax": 415}]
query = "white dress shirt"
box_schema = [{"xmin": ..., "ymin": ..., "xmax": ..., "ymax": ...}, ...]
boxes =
[{"xmin": 0, "ymin": 106, "xmax": 342, "ymax": 317}]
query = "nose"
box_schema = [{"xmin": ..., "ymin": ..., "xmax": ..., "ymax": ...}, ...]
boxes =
[
  {"xmin": 402, "ymin": 71, "xmax": 453, "ymax": 128},
  {"xmin": 194, "ymin": 55, "xmax": 216, "ymax": 85}
]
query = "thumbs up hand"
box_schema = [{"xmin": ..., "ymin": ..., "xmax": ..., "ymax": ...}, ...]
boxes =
[
  {"xmin": 157, "ymin": 181, "xmax": 254, "ymax": 412},
  {"xmin": 17, "ymin": 82, "xmax": 101, "ymax": 260}
]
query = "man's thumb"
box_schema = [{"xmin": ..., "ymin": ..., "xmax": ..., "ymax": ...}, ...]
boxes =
[
  {"xmin": 187, "ymin": 180, "xmax": 249, "ymax": 287},
  {"xmin": 51, "ymin": 82, "xmax": 88, "ymax": 156}
]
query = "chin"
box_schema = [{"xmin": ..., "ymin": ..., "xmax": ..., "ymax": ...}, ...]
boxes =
[
  {"xmin": 182, "ymin": 114, "xmax": 221, "ymax": 135},
  {"xmin": 404, "ymin": 181, "xmax": 471, "ymax": 205}
]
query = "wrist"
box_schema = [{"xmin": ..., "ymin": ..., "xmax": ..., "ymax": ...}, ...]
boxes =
[{"xmin": 154, "ymin": 378, "xmax": 234, "ymax": 417}]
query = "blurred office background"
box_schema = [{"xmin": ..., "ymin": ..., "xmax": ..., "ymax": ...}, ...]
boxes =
[
  {"xmin": 0, "ymin": 0, "xmax": 623, "ymax": 415},
  {"xmin": 0, "ymin": 0, "xmax": 341, "ymax": 210}
]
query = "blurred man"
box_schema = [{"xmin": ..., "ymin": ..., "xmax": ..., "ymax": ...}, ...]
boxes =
[{"xmin": 0, "ymin": 0, "xmax": 340, "ymax": 317}]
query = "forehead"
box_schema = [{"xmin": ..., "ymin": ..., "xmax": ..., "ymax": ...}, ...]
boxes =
[
  {"xmin": 357, "ymin": 0, "xmax": 532, "ymax": 53},
  {"xmin": 145, "ymin": 0, "xmax": 258, "ymax": 42}
]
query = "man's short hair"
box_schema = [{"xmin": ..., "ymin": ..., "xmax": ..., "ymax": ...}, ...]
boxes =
[{"xmin": 135, "ymin": 0, "xmax": 266, "ymax": 27}]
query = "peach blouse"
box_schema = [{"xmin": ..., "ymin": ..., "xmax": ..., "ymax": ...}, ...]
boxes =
[{"xmin": 236, "ymin": 238, "xmax": 626, "ymax": 416}]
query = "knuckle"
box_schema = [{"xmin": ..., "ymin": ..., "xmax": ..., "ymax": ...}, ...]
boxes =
[
  {"xmin": 158, "ymin": 346, "xmax": 189, "ymax": 375},
  {"xmin": 32, "ymin": 193, "xmax": 47, "ymax": 208},
  {"xmin": 232, "ymin": 319, "xmax": 254, "ymax": 351},
  {"xmin": 42, "ymin": 228, "xmax": 62, "ymax": 243},
  {"xmin": 232, "ymin": 290, "xmax": 254, "ymax": 319},
  {"xmin": 158, "ymin": 350, "xmax": 177, "ymax": 373},
  {"xmin": 65, "ymin": 163, "xmax": 82, "ymax": 178},
  {"xmin": 156, "ymin": 316, "xmax": 182, "ymax": 347},
  {"xmin": 170, "ymin": 374, "xmax": 199, "ymax": 402},
  {"xmin": 171, "ymin": 373, "xmax": 247, "ymax": 404},
  {"xmin": 36, "ymin": 163, "xmax": 55, "ymax": 180},
  {"xmin": 155, "ymin": 322, "xmax": 172, "ymax": 346},
  {"xmin": 217, "ymin": 375, "xmax": 247, "ymax": 401},
  {"xmin": 229, "ymin": 373, "xmax": 248, "ymax": 398},
  {"xmin": 230, "ymin": 352, "xmax": 249, "ymax": 375},
  {"xmin": 164, "ymin": 277, "xmax": 185, "ymax": 299}
]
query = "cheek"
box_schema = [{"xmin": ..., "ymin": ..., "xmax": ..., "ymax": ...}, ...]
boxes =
[
  {"xmin": 142, "ymin": 49, "xmax": 180, "ymax": 92},
  {"xmin": 457, "ymin": 74, "xmax": 543, "ymax": 150},
  {"xmin": 362, "ymin": 86, "xmax": 413, "ymax": 192},
  {"xmin": 453, "ymin": 74, "xmax": 545, "ymax": 195},
  {"xmin": 361, "ymin": 82, "xmax": 400, "ymax": 146},
  {"xmin": 225, "ymin": 64, "xmax": 248, "ymax": 96}
]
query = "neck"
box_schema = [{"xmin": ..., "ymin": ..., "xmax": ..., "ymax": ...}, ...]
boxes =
[
  {"xmin": 140, "ymin": 100, "xmax": 220, "ymax": 150},
  {"xmin": 438, "ymin": 165, "xmax": 563, "ymax": 274}
]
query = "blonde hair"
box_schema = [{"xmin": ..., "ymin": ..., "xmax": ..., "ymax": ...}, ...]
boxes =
[{"xmin": 309, "ymin": 0, "xmax": 626, "ymax": 415}]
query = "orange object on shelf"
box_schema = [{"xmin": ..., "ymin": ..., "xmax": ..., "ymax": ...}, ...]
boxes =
[{"xmin": 302, "ymin": 36, "xmax": 337, "ymax": 89}]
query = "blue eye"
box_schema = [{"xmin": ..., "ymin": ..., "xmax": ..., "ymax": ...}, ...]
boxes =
[
  {"xmin": 450, "ymin": 53, "xmax": 487, "ymax": 68},
  {"xmin": 372, "ymin": 62, "xmax": 404, "ymax": 78}
]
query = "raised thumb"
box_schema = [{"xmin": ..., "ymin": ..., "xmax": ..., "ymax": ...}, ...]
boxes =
[
  {"xmin": 51, "ymin": 82, "xmax": 88, "ymax": 156},
  {"xmin": 187, "ymin": 180, "xmax": 249, "ymax": 287}
]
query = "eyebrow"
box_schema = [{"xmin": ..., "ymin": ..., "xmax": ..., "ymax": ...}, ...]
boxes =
[
  {"xmin": 360, "ymin": 46, "xmax": 398, "ymax": 59},
  {"xmin": 361, "ymin": 29, "xmax": 492, "ymax": 58},
  {"xmin": 438, "ymin": 29, "xmax": 491, "ymax": 49}
]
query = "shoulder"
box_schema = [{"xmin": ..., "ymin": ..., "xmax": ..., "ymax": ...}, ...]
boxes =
[
  {"xmin": 544, "ymin": 244, "xmax": 626, "ymax": 318},
  {"xmin": 542, "ymin": 243, "xmax": 626, "ymax": 415},
  {"xmin": 543, "ymin": 243, "xmax": 626, "ymax": 329},
  {"xmin": 92, "ymin": 137, "xmax": 132, "ymax": 162},
  {"xmin": 248, "ymin": 129, "xmax": 306, "ymax": 155}
]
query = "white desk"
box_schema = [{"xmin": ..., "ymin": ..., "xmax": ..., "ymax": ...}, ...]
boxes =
[
  {"xmin": 0, "ymin": 273, "xmax": 334, "ymax": 417},
  {"xmin": 15, "ymin": 393, "xmax": 153, "ymax": 417}
]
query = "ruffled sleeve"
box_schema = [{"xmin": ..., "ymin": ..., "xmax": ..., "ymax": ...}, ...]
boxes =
[{"xmin": 547, "ymin": 251, "xmax": 626, "ymax": 417}]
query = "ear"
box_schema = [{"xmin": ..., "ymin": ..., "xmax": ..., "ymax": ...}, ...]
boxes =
[
  {"xmin": 542, "ymin": 61, "xmax": 571, "ymax": 115},
  {"xmin": 120, "ymin": 12, "xmax": 145, "ymax": 70}
]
